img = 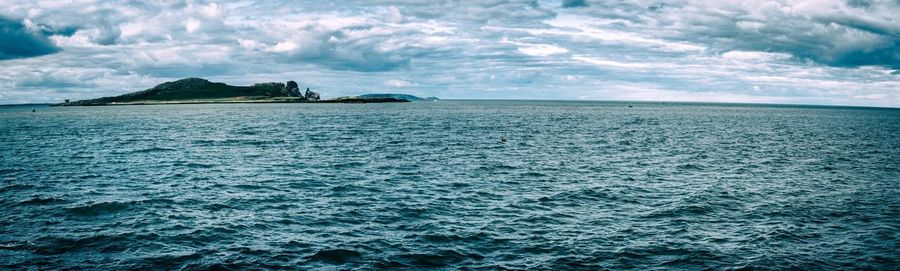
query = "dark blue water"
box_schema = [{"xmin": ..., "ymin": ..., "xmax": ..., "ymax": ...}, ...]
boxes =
[{"xmin": 1, "ymin": 101, "xmax": 898, "ymax": 270}]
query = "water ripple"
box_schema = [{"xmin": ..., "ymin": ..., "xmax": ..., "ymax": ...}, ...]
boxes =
[{"xmin": 0, "ymin": 101, "xmax": 898, "ymax": 269}]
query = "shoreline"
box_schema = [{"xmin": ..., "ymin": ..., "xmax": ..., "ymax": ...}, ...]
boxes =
[{"xmin": 51, "ymin": 97, "xmax": 411, "ymax": 106}]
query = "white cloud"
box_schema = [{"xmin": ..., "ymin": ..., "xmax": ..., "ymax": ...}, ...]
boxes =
[
  {"xmin": 196, "ymin": 3, "xmax": 222, "ymax": 19},
  {"xmin": 722, "ymin": 51, "xmax": 792, "ymax": 62},
  {"xmin": 540, "ymin": 15, "xmax": 707, "ymax": 52},
  {"xmin": 501, "ymin": 37, "xmax": 569, "ymax": 57},
  {"xmin": 385, "ymin": 79, "xmax": 414, "ymax": 87},
  {"xmin": 50, "ymin": 30, "xmax": 95, "ymax": 47},
  {"xmin": 517, "ymin": 44, "xmax": 569, "ymax": 57},
  {"xmin": 572, "ymin": 56, "xmax": 656, "ymax": 69},
  {"xmin": 268, "ymin": 41, "xmax": 298, "ymax": 53},
  {"xmin": 736, "ymin": 21, "xmax": 765, "ymax": 31},
  {"xmin": 185, "ymin": 18, "xmax": 200, "ymax": 33},
  {"xmin": 26, "ymin": 7, "xmax": 40, "ymax": 18},
  {"xmin": 237, "ymin": 38, "xmax": 263, "ymax": 50},
  {"xmin": 386, "ymin": 6, "xmax": 403, "ymax": 23}
]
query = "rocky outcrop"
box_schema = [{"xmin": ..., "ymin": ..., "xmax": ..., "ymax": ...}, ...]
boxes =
[
  {"xmin": 284, "ymin": 81, "xmax": 301, "ymax": 97},
  {"xmin": 253, "ymin": 81, "xmax": 307, "ymax": 98},
  {"xmin": 305, "ymin": 88, "xmax": 320, "ymax": 101}
]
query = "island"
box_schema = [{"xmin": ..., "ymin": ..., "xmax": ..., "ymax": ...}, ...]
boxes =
[
  {"xmin": 53, "ymin": 78, "xmax": 415, "ymax": 106},
  {"xmin": 358, "ymin": 94, "xmax": 439, "ymax": 101}
]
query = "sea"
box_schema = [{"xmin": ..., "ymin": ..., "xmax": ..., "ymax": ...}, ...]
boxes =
[{"xmin": 1, "ymin": 101, "xmax": 898, "ymax": 270}]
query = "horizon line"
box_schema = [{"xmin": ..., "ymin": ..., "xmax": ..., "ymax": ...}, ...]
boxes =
[{"xmin": 3, "ymin": 99, "xmax": 898, "ymax": 110}]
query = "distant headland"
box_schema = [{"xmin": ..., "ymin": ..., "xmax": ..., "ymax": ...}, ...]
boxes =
[
  {"xmin": 53, "ymin": 78, "xmax": 437, "ymax": 106},
  {"xmin": 358, "ymin": 94, "xmax": 439, "ymax": 101}
]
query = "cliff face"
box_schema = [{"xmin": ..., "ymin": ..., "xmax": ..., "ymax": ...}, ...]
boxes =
[
  {"xmin": 284, "ymin": 81, "xmax": 302, "ymax": 97},
  {"xmin": 304, "ymin": 88, "xmax": 320, "ymax": 101},
  {"xmin": 60, "ymin": 78, "xmax": 317, "ymax": 105}
]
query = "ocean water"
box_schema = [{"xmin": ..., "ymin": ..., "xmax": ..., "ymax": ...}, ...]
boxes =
[{"xmin": 1, "ymin": 101, "xmax": 898, "ymax": 270}]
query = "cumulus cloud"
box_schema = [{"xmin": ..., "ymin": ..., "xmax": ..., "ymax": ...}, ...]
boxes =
[
  {"xmin": 574, "ymin": 0, "xmax": 900, "ymax": 68},
  {"xmin": 0, "ymin": 16, "xmax": 62, "ymax": 59}
]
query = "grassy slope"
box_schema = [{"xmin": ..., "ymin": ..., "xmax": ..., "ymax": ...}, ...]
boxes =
[
  {"xmin": 60, "ymin": 78, "xmax": 413, "ymax": 106},
  {"xmin": 66, "ymin": 78, "xmax": 281, "ymax": 105}
]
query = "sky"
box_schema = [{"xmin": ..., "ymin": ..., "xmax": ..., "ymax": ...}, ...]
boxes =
[{"xmin": 0, "ymin": 0, "xmax": 898, "ymax": 107}]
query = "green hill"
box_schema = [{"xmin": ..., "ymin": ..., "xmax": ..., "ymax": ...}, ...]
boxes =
[{"xmin": 59, "ymin": 78, "xmax": 313, "ymax": 105}]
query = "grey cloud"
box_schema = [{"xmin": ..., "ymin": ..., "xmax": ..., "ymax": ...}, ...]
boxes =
[
  {"xmin": 304, "ymin": 50, "xmax": 413, "ymax": 72},
  {"xmin": 298, "ymin": 36, "xmax": 428, "ymax": 72},
  {"xmin": 727, "ymin": 16, "xmax": 900, "ymax": 68},
  {"xmin": 9, "ymin": 3, "xmax": 174, "ymax": 47},
  {"xmin": 93, "ymin": 23, "xmax": 121, "ymax": 45},
  {"xmin": 137, "ymin": 64, "xmax": 242, "ymax": 78},
  {"xmin": 33, "ymin": 23, "xmax": 77, "ymax": 37},
  {"xmin": 90, "ymin": 11, "xmax": 123, "ymax": 45},
  {"xmin": 0, "ymin": 17, "xmax": 61, "ymax": 60},
  {"xmin": 846, "ymin": 0, "xmax": 873, "ymax": 8},
  {"xmin": 610, "ymin": 0, "xmax": 900, "ymax": 69},
  {"xmin": 14, "ymin": 73, "xmax": 87, "ymax": 89},
  {"xmin": 283, "ymin": 28, "xmax": 416, "ymax": 72},
  {"xmin": 562, "ymin": 0, "xmax": 587, "ymax": 8},
  {"xmin": 371, "ymin": 0, "xmax": 556, "ymax": 26}
]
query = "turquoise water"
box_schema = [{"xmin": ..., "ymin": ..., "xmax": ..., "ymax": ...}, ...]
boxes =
[{"xmin": 1, "ymin": 101, "xmax": 898, "ymax": 270}]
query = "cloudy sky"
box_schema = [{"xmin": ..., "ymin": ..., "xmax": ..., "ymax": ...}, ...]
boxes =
[{"xmin": 1, "ymin": 0, "xmax": 898, "ymax": 107}]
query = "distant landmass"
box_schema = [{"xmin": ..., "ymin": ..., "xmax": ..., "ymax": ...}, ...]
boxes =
[
  {"xmin": 358, "ymin": 94, "xmax": 439, "ymax": 101},
  {"xmin": 55, "ymin": 78, "xmax": 417, "ymax": 106}
]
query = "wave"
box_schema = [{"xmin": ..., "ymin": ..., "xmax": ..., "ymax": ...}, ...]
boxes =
[
  {"xmin": 18, "ymin": 197, "xmax": 64, "ymax": 205},
  {"xmin": 307, "ymin": 248, "xmax": 363, "ymax": 264},
  {"xmin": 65, "ymin": 201, "xmax": 131, "ymax": 216}
]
